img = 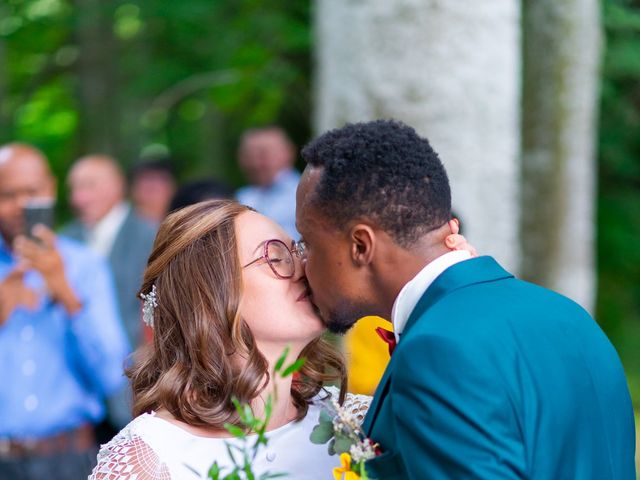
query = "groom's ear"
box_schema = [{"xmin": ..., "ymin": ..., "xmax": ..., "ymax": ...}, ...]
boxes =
[{"xmin": 349, "ymin": 223, "xmax": 376, "ymax": 266}]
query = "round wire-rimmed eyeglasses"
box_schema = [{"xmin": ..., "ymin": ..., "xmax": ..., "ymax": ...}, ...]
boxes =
[{"xmin": 242, "ymin": 239, "xmax": 306, "ymax": 279}]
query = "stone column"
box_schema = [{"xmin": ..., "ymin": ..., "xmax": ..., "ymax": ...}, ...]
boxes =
[{"xmin": 314, "ymin": 0, "xmax": 521, "ymax": 271}]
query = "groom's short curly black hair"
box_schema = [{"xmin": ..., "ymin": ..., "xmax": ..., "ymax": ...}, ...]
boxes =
[{"xmin": 301, "ymin": 119, "xmax": 451, "ymax": 247}]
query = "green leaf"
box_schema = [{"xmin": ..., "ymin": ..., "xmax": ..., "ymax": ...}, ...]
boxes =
[
  {"xmin": 242, "ymin": 404, "xmax": 255, "ymax": 423},
  {"xmin": 333, "ymin": 433, "xmax": 353, "ymax": 455},
  {"xmin": 319, "ymin": 408, "xmax": 333, "ymax": 424},
  {"xmin": 232, "ymin": 398, "xmax": 249, "ymax": 423},
  {"xmin": 207, "ymin": 461, "xmax": 222, "ymax": 480},
  {"xmin": 281, "ymin": 357, "xmax": 306, "ymax": 377},
  {"xmin": 224, "ymin": 423, "xmax": 246, "ymax": 439},
  {"xmin": 273, "ymin": 346, "xmax": 290, "ymax": 373},
  {"xmin": 264, "ymin": 395, "xmax": 273, "ymax": 421},
  {"xmin": 224, "ymin": 442, "xmax": 239, "ymax": 466},
  {"xmin": 357, "ymin": 460, "xmax": 372, "ymax": 480},
  {"xmin": 260, "ymin": 473, "xmax": 288, "ymax": 479},
  {"xmin": 309, "ymin": 421, "xmax": 334, "ymax": 444},
  {"xmin": 243, "ymin": 461, "xmax": 256, "ymax": 480}
]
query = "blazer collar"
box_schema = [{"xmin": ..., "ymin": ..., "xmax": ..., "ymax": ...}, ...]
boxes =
[
  {"xmin": 362, "ymin": 256, "xmax": 513, "ymax": 436},
  {"xmin": 402, "ymin": 256, "xmax": 513, "ymax": 337}
]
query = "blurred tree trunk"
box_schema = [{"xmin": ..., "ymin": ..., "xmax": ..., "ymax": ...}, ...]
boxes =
[
  {"xmin": 521, "ymin": 0, "xmax": 601, "ymax": 311},
  {"xmin": 314, "ymin": 0, "xmax": 521, "ymax": 271},
  {"xmin": 74, "ymin": 0, "xmax": 119, "ymax": 155}
]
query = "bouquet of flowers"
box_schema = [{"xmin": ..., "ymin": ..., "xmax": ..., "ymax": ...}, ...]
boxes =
[{"xmin": 310, "ymin": 394, "xmax": 380, "ymax": 480}]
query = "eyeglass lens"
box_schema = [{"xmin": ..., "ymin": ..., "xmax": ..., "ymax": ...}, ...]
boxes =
[{"xmin": 267, "ymin": 240, "xmax": 295, "ymax": 278}]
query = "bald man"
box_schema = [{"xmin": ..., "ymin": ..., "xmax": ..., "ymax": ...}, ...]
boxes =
[{"xmin": 0, "ymin": 144, "xmax": 129, "ymax": 480}]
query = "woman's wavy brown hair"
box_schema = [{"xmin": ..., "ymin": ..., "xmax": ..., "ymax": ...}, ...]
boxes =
[{"xmin": 129, "ymin": 199, "xmax": 346, "ymax": 428}]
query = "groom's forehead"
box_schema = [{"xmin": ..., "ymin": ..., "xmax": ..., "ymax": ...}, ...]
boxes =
[
  {"xmin": 296, "ymin": 203, "xmax": 332, "ymax": 239},
  {"xmin": 296, "ymin": 168, "xmax": 322, "ymax": 216},
  {"xmin": 298, "ymin": 166, "xmax": 322, "ymax": 195},
  {"xmin": 295, "ymin": 199, "xmax": 321, "ymax": 233}
]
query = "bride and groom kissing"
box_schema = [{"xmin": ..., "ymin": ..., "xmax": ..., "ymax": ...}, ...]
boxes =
[{"xmin": 93, "ymin": 119, "xmax": 635, "ymax": 479}]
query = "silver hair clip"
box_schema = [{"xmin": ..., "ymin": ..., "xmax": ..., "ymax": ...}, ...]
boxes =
[{"xmin": 140, "ymin": 285, "xmax": 158, "ymax": 328}]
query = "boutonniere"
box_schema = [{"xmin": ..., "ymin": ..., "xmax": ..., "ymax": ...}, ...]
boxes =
[{"xmin": 310, "ymin": 395, "xmax": 381, "ymax": 479}]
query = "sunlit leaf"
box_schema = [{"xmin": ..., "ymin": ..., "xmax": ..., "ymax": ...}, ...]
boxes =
[{"xmin": 281, "ymin": 357, "xmax": 305, "ymax": 377}]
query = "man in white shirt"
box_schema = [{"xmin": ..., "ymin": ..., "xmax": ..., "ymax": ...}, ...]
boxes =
[
  {"xmin": 64, "ymin": 155, "xmax": 156, "ymax": 347},
  {"xmin": 63, "ymin": 155, "xmax": 157, "ymax": 430}
]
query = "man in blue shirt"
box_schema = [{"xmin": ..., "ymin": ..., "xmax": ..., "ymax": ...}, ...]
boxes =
[
  {"xmin": 0, "ymin": 143, "xmax": 130, "ymax": 480},
  {"xmin": 236, "ymin": 126, "xmax": 300, "ymax": 239}
]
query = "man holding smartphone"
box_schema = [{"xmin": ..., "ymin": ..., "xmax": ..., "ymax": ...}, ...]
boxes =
[{"xmin": 0, "ymin": 143, "xmax": 129, "ymax": 480}]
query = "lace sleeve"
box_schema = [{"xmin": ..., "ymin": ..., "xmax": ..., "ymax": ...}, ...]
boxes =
[
  {"xmin": 342, "ymin": 392, "xmax": 372, "ymax": 425},
  {"xmin": 323, "ymin": 386, "xmax": 372, "ymax": 426},
  {"xmin": 89, "ymin": 425, "xmax": 171, "ymax": 480}
]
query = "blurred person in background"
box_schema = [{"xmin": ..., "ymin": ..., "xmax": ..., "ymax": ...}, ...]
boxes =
[
  {"xmin": 130, "ymin": 158, "xmax": 177, "ymax": 224},
  {"xmin": 0, "ymin": 143, "xmax": 129, "ymax": 480},
  {"xmin": 63, "ymin": 155, "xmax": 156, "ymax": 429},
  {"xmin": 236, "ymin": 126, "xmax": 300, "ymax": 239}
]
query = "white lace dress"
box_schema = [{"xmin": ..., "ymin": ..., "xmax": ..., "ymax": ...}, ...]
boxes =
[{"xmin": 89, "ymin": 388, "xmax": 370, "ymax": 479}]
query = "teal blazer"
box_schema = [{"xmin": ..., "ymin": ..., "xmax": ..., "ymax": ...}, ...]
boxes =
[{"xmin": 363, "ymin": 256, "xmax": 635, "ymax": 479}]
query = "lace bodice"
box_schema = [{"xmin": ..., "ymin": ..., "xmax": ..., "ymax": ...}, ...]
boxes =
[{"xmin": 89, "ymin": 388, "xmax": 371, "ymax": 480}]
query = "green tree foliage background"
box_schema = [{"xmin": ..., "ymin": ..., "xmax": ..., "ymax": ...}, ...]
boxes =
[
  {"xmin": 0, "ymin": 0, "xmax": 312, "ymax": 204},
  {"xmin": 0, "ymin": 0, "xmax": 639, "ymax": 404},
  {"xmin": 598, "ymin": 0, "xmax": 640, "ymax": 405}
]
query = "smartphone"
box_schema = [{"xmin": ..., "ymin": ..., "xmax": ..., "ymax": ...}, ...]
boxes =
[{"xmin": 23, "ymin": 198, "xmax": 55, "ymax": 240}]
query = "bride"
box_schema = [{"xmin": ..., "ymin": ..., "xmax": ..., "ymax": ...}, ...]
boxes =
[{"xmin": 90, "ymin": 199, "xmax": 468, "ymax": 479}]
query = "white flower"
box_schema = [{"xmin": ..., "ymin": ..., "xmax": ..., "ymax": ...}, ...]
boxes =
[{"xmin": 349, "ymin": 439, "xmax": 377, "ymax": 463}]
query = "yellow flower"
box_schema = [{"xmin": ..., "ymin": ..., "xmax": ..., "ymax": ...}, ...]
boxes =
[{"xmin": 333, "ymin": 452, "xmax": 360, "ymax": 480}]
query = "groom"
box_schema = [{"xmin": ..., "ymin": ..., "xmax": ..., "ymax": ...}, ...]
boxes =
[{"xmin": 295, "ymin": 120, "xmax": 635, "ymax": 479}]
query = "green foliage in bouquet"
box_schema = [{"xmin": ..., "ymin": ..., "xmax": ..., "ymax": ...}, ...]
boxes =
[
  {"xmin": 206, "ymin": 346, "xmax": 305, "ymax": 480},
  {"xmin": 310, "ymin": 399, "xmax": 379, "ymax": 479}
]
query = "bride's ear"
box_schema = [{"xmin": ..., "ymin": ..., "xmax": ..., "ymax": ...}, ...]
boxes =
[{"xmin": 349, "ymin": 223, "xmax": 376, "ymax": 266}]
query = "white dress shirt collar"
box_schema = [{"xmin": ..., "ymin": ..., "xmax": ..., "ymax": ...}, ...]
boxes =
[
  {"xmin": 391, "ymin": 250, "xmax": 472, "ymax": 341},
  {"xmin": 87, "ymin": 202, "xmax": 130, "ymax": 258}
]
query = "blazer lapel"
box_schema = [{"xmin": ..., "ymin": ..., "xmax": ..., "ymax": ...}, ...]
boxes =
[
  {"xmin": 108, "ymin": 209, "xmax": 134, "ymax": 263},
  {"xmin": 363, "ymin": 355, "xmax": 395, "ymax": 436}
]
